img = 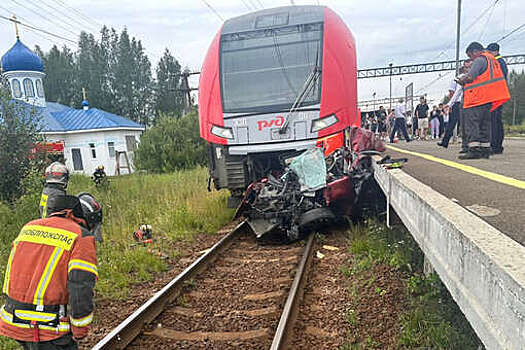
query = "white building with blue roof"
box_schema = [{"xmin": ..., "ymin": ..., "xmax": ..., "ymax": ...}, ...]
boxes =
[{"xmin": 1, "ymin": 33, "xmax": 145, "ymax": 175}]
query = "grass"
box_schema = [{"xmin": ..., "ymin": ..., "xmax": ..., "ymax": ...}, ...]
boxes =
[
  {"xmin": 0, "ymin": 166, "xmax": 233, "ymax": 299},
  {"xmin": 340, "ymin": 219, "xmax": 481, "ymax": 349},
  {"xmin": 0, "ymin": 166, "xmax": 234, "ymax": 348}
]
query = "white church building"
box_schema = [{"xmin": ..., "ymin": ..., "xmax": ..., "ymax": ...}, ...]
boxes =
[{"xmin": 1, "ymin": 34, "xmax": 145, "ymax": 176}]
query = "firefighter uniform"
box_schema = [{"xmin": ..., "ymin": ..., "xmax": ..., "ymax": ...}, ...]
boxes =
[
  {"xmin": 40, "ymin": 162, "xmax": 70, "ymax": 219},
  {"xmin": 462, "ymin": 51, "xmax": 510, "ymax": 157},
  {"xmin": 0, "ymin": 213, "xmax": 97, "ymax": 347},
  {"xmin": 39, "ymin": 185, "xmax": 66, "ymax": 218}
]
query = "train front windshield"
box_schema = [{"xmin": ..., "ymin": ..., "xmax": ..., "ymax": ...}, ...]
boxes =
[{"xmin": 220, "ymin": 23, "xmax": 323, "ymax": 114}]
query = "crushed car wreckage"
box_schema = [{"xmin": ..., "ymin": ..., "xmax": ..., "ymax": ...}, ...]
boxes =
[{"xmin": 236, "ymin": 128, "xmax": 386, "ymax": 241}]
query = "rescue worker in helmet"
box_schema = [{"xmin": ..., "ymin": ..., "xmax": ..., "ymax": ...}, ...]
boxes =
[
  {"xmin": 39, "ymin": 162, "xmax": 70, "ymax": 218},
  {"xmin": 0, "ymin": 193, "xmax": 103, "ymax": 349},
  {"xmin": 92, "ymin": 165, "xmax": 106, "ymax": 186}
]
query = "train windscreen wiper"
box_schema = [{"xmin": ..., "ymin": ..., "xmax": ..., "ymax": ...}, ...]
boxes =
[{"xmin": 279, "ymin": 48, "xmax": 321, "ymax": 134}]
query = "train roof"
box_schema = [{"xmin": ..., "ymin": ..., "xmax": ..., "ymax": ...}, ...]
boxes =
[{"xmin": 222, "ymin": 5, "xmax": 326, "ymax": 35}]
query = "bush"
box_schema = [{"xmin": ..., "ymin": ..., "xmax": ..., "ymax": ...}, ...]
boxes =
[
  {"xmin": 134, "ymin": 112, "xmax": 208, "ymax": 172},
  {"xmin": 505, "ymin": 122, "xmax": 525, "ymax": 135},
  {"xmin": 0, "ymin": 82, "xmax": 42, "ymax": 203}
]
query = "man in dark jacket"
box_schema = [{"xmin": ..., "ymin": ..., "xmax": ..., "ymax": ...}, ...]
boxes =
[{"xmin": 487, "ymin": 43, "xmax": 508, "ymax": 154}]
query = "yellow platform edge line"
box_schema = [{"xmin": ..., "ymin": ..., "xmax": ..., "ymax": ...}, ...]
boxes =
[{"xmin": 386, "ymin": 145, "xmax": 525, "ymax": 190}]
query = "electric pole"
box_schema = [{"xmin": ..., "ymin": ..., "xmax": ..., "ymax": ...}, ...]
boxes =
[
  {"xmin": 455, "ymin": 0, "xmax": 462, "ymax": 74},
  {"xmin": 389, "ymin": 63, "xmax": 393, "ymax": 110},
  {"xmin": 181, "ymin": 72, "xmax": 192, "ymax": 116},
  {"xmin": 513, "ymin": 97, "xmax": 517, "ymax": 125}
]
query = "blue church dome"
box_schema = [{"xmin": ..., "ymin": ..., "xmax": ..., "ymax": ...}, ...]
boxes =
[{"xmin": 1, "ymin": 39, "xmax": 44, "ymax": 73}]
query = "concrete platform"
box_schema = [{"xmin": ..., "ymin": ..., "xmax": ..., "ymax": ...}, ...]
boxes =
[
  {"xmin": 373, "ymin": 138, "xmax": 525, "ymax": 349},
  {"xmin": 385, "ymin": 138, "xmax": 525, "ymax": 246}
]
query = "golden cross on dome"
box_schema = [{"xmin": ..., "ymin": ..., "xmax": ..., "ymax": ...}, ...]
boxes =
[{"xmin": 12, "ymin": 15, "xmax": 20, "ymax": 39}]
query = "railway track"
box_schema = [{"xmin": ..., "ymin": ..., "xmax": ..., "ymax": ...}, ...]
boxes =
[{"xmin": 92, "ymin": 220, "xmax": 315, "ymax": 349}]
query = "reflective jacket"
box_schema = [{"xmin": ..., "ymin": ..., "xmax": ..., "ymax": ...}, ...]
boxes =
[
  {"xmin": 39, "ymin": 185, "xmax": 66, "ymax": 218},
  {"xmin": 464, "ymin": 52, "xmax": 510, "ymax": 111},
  {"xmin": 0, "ymin": 213, "xmax": 98, "ymax": 342}
]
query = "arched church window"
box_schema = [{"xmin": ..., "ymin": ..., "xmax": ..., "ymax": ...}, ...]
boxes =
[
  {"xmin": 12, "ymin": 79, "xmax": 22, "ymax": 98},
  {"xmin": 23, "ymin": 78, "xmax": 35, "ymax": 98},
  {"xmin": 36, "ymin": 79, "xmax": 45, "ymax": 98}
]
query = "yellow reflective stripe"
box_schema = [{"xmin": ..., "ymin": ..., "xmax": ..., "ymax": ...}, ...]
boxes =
[
  {"xmin": 3, "ymin": 243, "xmax": 17, "ymax": 294},
  {"xmin": 15, "ymin": 225, "xmax": 77, "ymax": 251},
  {"xmin": 14, "ymin": 310, "xmax": 56, "ymax": 322},
  {"xmin": 40, "ymin": 194, "xmax": 48, "ymax": 218},
  {"xmin": 70, "ymin": 312, "xmax": 93, "ymax": 327},
  {"xmin": 33, "ymin": 247, "xmax": 64, "ymax": 306},
  {"xmin": 68, "ymin": 259, "xmax": 98, "ymax": 277},
  {"xmin": 0, "ymin": 306, "xmax": 70, "ymax": 332}
]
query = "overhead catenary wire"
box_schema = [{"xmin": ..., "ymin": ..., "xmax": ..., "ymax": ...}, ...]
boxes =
[
  {"xmin": 240, "ymin": 0, "xmax": 255, "ymax": 11},
  {"xmin": 48, "ymin": 0, "xmax": 102, "ymax": 29},
  {"xmin": 37, "ymin": 0, "xmax": 100, "ymax": 33},
  {"xmin": 22, "ymin": 0, "xmax": 90, "ymax": 35},
  {"xmin": 496, "ymin": 22, "xmax": 525, "ymax": 43},
  {"xmin": 7, "ymin": 0, "xmax": 80, "ymax": 38},
  {"xmin": 0, "ymin": 6, "xmax": 61, "ymax": 46},
  {"xmin": 478, "ymin": 1, "xmax": 497, "ymax": 41},
  {"xmin": 200, "ymin": 0, "xmax": 224, "ymax": 21},
  {"xmin": 429, "ymin": 0, "xmax": 501, "ymax": 61},
  {"xmin": 0, "ymin": 14, "xmax": 77, "ymax": 44},
  {"xmin": 254, "ymin": 0, "xmax": 265, "ymax": 8}
]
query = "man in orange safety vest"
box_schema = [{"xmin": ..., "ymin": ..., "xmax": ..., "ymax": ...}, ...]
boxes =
[{"xmin": 456, "ymin": 41, "xmax": 510, "ymax": 160}]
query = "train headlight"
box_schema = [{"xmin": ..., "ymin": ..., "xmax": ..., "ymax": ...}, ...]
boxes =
[
  {"xmin": 211, "ymin": 125, "xmax": 234, "ymax": 139},
  {"xmin": 311, "ymin": 114, "xmax": 339, "ymax": 133}
]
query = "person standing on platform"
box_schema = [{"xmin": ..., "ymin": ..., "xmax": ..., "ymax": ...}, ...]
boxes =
[
  {"xmin": 456, "ymin": 42, "xmax": 510, "ymax": 159},
  {"xmin": 487, "ymin": 43, "xmax": 508, "ymax": 154},
  {"xmin": 430, "ymin": 106, "xmax": 441, "ymax": 139},
  {"xmin": 377, "ymin": 106, "xmax": 388, "ymax": 140},
  {"xmin": 438, "ymin": 103, "xmax": 445, "ymax": 137},
  {"xmin": 439, "ymin": 67, "xmax": 466, "ymax": 149},
  {"xmin": 443, "ymin": 105, "xmax": 450, "ymax": 133},
  {"xmin": 414, "ymin": 97, "xmax": 429, "ymax": 140},
  {"xmin": 389, "ymin": 98, "xmax": 411, "ymax": 143}
]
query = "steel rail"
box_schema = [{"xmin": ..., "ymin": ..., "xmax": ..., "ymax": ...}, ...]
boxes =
[
  {"xmin": 270, "ymin": 233, "xmax": 315, "ymax": 350},
  {"xmin": 91, "ymin": 220, "xmax": 247, "ymax": 350}
]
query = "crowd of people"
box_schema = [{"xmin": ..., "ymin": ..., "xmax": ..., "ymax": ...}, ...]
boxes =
[
  {"xmin": 363, "ymin": 41, "xmax": 510, "ymax": 160},
  {"xmin": 363, "ymin": 98, "xmax": 451, "ymax": 143}
]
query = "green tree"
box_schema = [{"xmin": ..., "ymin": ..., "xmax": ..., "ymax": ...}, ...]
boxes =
[
  {"xmin": 40, "ymin": 45, "xmax": 76, "ymax": 105},
  {"xmin": 0, "ymin": 80, "xmax": 42, "ymax": 203},
  {"xmin": 154, "ymin": 48, "xmax": 184, "ymax": 119},
  {"xmin": 76, "ymin": 31, "xmax": 109, "ymax": 110},
  {"xmin": 130, "ymin": 37, "xmax": 153, "ymax": 126},
  {"xmin": 134, "ymin": 111, "xmax": 207, "ymax": 172},
  {"xmin": 503, "ymin": 70, "xmax": 525, "ymax": 126}
]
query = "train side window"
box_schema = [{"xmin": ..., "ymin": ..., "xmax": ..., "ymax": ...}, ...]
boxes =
[{"xmin": 23, "ymin": 78, "xmax": 35, "ymax": 98}]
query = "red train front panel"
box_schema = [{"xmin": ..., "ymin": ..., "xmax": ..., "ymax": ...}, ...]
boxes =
[{"xmin": 198, "ymin": 6, "xmax": 357, "ymax": 193}]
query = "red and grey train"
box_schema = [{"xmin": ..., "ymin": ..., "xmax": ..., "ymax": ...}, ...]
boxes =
[{"xmin": 199, "ymin": 5, "xmax": 358, "ymax": 203}]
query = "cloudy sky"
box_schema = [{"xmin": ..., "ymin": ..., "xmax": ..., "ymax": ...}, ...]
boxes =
[{"xmin": 1, "ymin": 0, "xmax": 524, "ymax": 107}]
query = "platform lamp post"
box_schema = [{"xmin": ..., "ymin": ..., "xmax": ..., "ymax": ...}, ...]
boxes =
[
  {"xmin": 389, "ymin": 63, "xmax": 393, "ymax": 110},
  {"xmin": 372, "ymin": 92, "xmax": 376, "ymax": 115}
]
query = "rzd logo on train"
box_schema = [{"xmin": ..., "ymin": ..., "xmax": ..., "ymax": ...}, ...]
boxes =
[{"xmin": 257, "ymin": 116, "xmax": 285, "ymax": 131}]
